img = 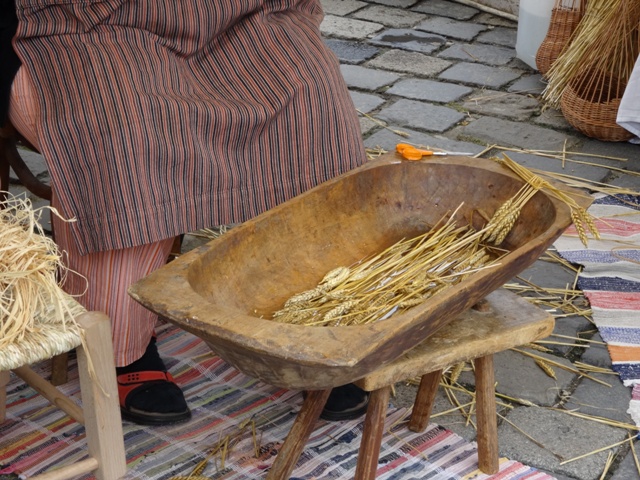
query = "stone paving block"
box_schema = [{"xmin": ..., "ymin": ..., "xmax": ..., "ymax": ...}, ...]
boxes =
[
  {"xmin": 13, "ymin": 148, "xmax": 49, "ymax": 181},
  {"xmin": 462, "ymin": 90, "xmax": 539, "ymax": 121},
  {"xmin": 476, "ymin": 26, "xmax": 517, "ymax": 48},
  {"xmin": 515, "ymin": 255, "xmax": 577, "ymax": 291},
  {"xmin": 438, "ymin": 62, "xmax": 521, "ymax": 88},
  {"xmin": 387, "ymin": 78, "xmax": 472, "ymax": 103},
  {"xmin": 564, "ymin": 373, "xmax": 633, "ymax": 424},
  {"xmin": 411, "ymin": 0, "xmax": 479, "ymax": 21},
  {"xmin": 320, "ymin": 15, "xmax": 383, "ymax": 40},
  {"xmin": 573, "ymin": 138, "xmax": 640, "ymax": 172},
  {"xmin": 483, "ymin": 150, "xmax": 609, "ymax": 183},
  {"xmin": 509, "ymin": 56, "xmax": 537, "ymax": 72},
  {"xmin": 415, "ymin": 16, "xmax": 488, "ymax": 41},
  {"xmin": 508, "ymin": 74, "xmax": 546, "ymax": 94},
  {"xmin": 364, "ymin": 126, "xmax": 486, "ymax": 155},
  {"xmin": 580, "ymin": 332, "xmax": 614, "ymax": 368},
  {"xmin": 359, "ymin": 116, "xmax": 379, "ymax": 136},
  {"xmin": 474, "ymin": 12, "xmax": 517, "ymax": 28},
  {"xmin": 533, "ymin": 108, "xmax": 573, "ymax": 131},
  {"xmin": 320, "ymin": 0, "xmax": 366, "ymax": 16},
  {"xmin": 369, "ymin": 28, "xmax": 446, "ymax": 54},
  {"xmin": 498, "ymin": 407, "xmax": 628, "ymax": 480},
  {"xmin": 610, "ymin": 447, "xmax": 640, "ymax": 480},
  {"xmin": 367, "ymin": 0, "xmax": 417, "ymax": 8},
  {"xmin": 340, "ymin": 64, "xmax": 401, "ymax": 91},
  {"xmin": 458, "ymin": 349, "xmax": 576, "ymax": 406},
  {"xmin": 550, "ymin": 316, "xmax": 595, "ymax": 356},
  {"xmin": 349, "ymin": 90, "xmax": 385, "ymax": 113},
  {"xmin": 324, "ymin": 38, "xmax": 380, "ymax": 64},
  {"xmin": 457, "ymin": 116, "xmax": 580, "ymax": 152},
  {"xmin": 376, "ymin": 98, "xmax": 466, "ymax": 133},
  {"xmin": 610, "ymin": 170, "xmax": 640, "ymax": 191},
  {"xmin": 438, "ymin": 43, "xmax": 515, "ymax": 66},
  {"xmin": 352, "ymin": 5, "xmax": 426, "ymax": 28},
  {"xmin": 367, "ymin": 49, "xmax": 452, "ymax": 76}
]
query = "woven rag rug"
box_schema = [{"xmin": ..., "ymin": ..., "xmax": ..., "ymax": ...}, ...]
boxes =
[
  {"xmin": 554, "ymin": 193, "xmax": 640, "ymax": 426},
  {"xmin": 0, "ymin": 324, "xmax": 550, "ymax": 480}
]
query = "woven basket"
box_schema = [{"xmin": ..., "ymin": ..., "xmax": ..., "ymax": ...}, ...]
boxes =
[
  {"xmin": 536, "ymin": 5, "xmax": 585, "ymax": 76},
  {"xmin": 560, "ymin": 72, "xmax": 633, "ymax": 142}
]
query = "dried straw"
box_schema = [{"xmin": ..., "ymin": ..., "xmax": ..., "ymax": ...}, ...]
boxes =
[
  {"xmin": 272, "ymin": 203, "xmax": 509, "ymax": 326},
  {"xmin": 0, "ymin": 193, "xmax": 86, "ymax": 371},
  {"xmin": 542, "ymin": 0, "xmax": 640, "ymax": 107}
]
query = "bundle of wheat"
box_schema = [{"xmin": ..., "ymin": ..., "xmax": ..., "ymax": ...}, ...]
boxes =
[
  {"xmin": 271, "ymin": 210, "xmax": 507, "ymax": 327},
  {"xmin": 495, "ymin": 154, "xmax": 599, "ymax": 246}
]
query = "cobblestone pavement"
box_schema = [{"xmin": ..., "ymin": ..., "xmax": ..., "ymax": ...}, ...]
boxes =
[{"xmin": 7, "ymin": 1, "xmax": 640, "ymax": 479}]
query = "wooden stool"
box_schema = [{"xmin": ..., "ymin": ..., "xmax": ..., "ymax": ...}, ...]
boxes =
[
  {"xmin": 1, "ymin": 311, "xmax": 127, "ymax": 480},
  {"xmin": 267, "ymin": 288, "xmax": 554, "ymax": 480}
]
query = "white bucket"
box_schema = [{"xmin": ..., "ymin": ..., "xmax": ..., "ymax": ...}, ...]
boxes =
[{"xmin": 515, "ymin": 0, "xmax": 555, "ymax": 69}]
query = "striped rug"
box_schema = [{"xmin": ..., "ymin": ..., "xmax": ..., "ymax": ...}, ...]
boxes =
[
  {"xmin": 554, "ymin": 193, "xmax": 640, "ymax": 425},
  {"xmin": 0, "ymin": 324, "xmax": 550, "ymax": 480}
]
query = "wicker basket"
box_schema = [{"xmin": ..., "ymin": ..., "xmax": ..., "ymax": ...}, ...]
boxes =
[
  {"xmin": 560, "ymin": 72, "xmax": 633, "ymax": 142},
  {"xmin": 536, "ymin": 4, "xmax": 585, "ymax": 76}
]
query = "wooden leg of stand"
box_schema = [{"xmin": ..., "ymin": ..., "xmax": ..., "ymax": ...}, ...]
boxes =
[
  {"xmin": 474, "ymin": 355, "xmax": 499, "ymax": 474},
  {"xmin": 409, "ymin": 369, "xmax": 442, "ymax": 432},
  {"xmin": 266, "ymin": 389, "xmax": 331, "ymax": 480},
  {"xmin": 0, "ymin": 370, "xmax": 9, "ymax": 422},
  {"xmin": 354, "ymin": 386, "xmax": 391, "ymax": 480},
  {"xmin": 51, "ymin": 352, "xmax": 69, "ymax": 386},
  {"xmin": 76, "ymin": 312, "xmax": 127, "ymax": 480}
]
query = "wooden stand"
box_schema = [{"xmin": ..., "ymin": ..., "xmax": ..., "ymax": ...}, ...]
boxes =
[
  {"xmin": 1, "ymin": 312, "xmax": 127, "ymax": 480},
  {"xmin": 267, "ymin": 288, "xmax": 554, "ymax": 479}
]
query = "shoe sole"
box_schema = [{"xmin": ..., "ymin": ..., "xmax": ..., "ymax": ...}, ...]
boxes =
[{"xmin": 120, "ymin": 407, "xmax": 192, "ymax": 426}]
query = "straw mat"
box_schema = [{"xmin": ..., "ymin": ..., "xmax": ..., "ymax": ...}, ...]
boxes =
[
  {"xmin": 0, "ymin": 324, "xmax": 551, "ymax": 480},
  {"xmin": 554, "ymin": 193, "xmax": 640, "ymax": 425}
]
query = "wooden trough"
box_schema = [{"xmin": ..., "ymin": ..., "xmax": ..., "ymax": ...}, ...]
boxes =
[{"xmin": 129, "ymin": 153, "xmax": 583, "ymax": 390}]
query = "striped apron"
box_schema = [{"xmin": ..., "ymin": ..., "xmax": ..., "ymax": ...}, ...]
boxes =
[
  {"xmin": 13, "ymin": 0, "xmax": 366, "ymax": 255},
  {"xmin": 11, "ymin": 0, "xmax": 366, "ymax": 364}
]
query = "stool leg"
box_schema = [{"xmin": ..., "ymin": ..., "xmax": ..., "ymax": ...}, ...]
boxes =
[
  {"xmin": 51, "ymin": 352, "xmax": 69, "ymax": 386},
  {"xmin": 1, "ymin": 370, "xmax": 9, "ymax": 422},
  {"xmin": 354, "ymin": 386, "xmax": 391, "ymax": 480},
  {"xmin": 474, "ymin": 354, "xmax": 499, "ymax": 474},
  {"xmin": 409, "ymin": 369, "xmax": 442, "ymax": 432},
  {"xmin": 266, "ymin": 389, "xmax": 331, "ymax": 480},
  {"xmin": 76, "ymin": 312, "xmax": 127, "ymax": 480}
]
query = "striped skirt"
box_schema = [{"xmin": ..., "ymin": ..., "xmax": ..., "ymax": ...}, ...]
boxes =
[{"xmin": 13, "ymin": 0, "xmax": 366, "ymax": 255}]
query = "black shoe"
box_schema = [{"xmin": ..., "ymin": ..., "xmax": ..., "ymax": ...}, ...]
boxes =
[
  {"xmin": 317, "ymin": 384, "xmax": 369, "ymax": 421},
  {"xmin": 116, "ymin": 337, "xmax": 191, "ymax": 425}
]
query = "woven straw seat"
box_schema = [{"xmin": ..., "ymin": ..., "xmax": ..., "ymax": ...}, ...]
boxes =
[{"xmin": 0, "ymin": 295, "xmax": 85, "ymax": 372}]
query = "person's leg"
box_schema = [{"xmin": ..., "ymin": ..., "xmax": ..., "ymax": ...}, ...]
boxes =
[
  {"xmin": 10, "ymin": 67, "xmax": 190, "ymax": 425},
  {"xmin": 53, "ymin": 215, "xmax": 190, "ymax": 425}
]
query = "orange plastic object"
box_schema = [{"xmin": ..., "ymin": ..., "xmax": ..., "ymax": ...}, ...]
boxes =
[{"xmin": 396, "ymin": 143, "xmax": 434, "ymax": 161}]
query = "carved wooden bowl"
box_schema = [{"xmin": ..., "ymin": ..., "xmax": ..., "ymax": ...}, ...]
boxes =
[{"xmin": 130, "ymin": 153, "xmax": 584, "ymax": 390}]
